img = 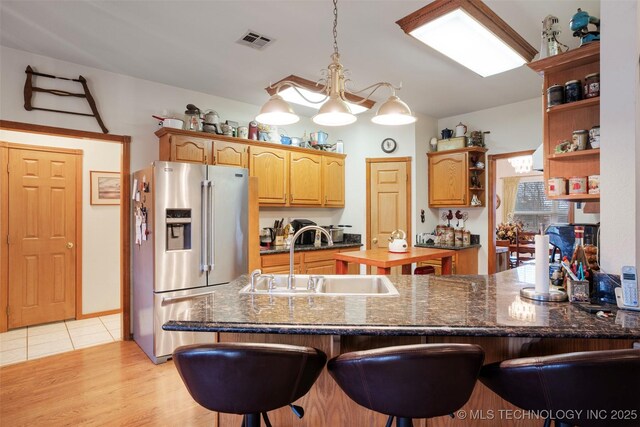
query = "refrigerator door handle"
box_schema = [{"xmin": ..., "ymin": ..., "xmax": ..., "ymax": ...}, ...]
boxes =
[
  {"xmin": 200, "ymin": 180, "xmax": 209, "ymax": 272},
  {"xmin": 208, "ymin": 181, "xmax": 214, "ymax": 272}
]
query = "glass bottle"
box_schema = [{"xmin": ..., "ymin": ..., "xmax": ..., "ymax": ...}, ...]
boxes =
[
  {"xmin": 184, "ymin": 109, "xmax": 202, "ymax": 132},
  {"xmin": 570, "ymin": 226, "xmax": 595, "ymax": 299}
]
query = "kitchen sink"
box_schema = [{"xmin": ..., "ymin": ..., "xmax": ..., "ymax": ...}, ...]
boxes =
[{"xmin": 239, "ymin": 275, "xmax": 399, "ymax": 296}]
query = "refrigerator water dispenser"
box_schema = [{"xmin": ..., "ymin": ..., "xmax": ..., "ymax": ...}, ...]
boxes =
[{"xmin": 166, "ymin": 209, "xmax": 191, "ymax": 250}]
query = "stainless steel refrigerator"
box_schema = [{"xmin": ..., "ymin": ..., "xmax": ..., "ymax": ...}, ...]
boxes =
[{"xmin": 132, "ymin": 161, "xmax": 248, "ymax": 363}]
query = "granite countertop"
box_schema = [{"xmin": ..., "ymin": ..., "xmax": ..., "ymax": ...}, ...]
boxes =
[
  {"xmin": 414, "ymin": 243, "xmax": 481, "ymax": 251},
  {"xmin": 164, "ymin": 266, "xmax": 640, "ymax": 339},
  {"xmin": 260, "ymin": 242, "xmax": 362, "ymax": 255}
]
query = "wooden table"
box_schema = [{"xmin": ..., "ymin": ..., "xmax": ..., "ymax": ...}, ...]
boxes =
[{"xmin": 334, "ymin": 247, "xmax": 456, "ymax": 275}]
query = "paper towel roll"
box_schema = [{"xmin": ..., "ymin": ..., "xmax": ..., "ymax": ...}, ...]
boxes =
[{"xmin": 535, "ymin": 234, "xmax": 550, "ymax": 294}]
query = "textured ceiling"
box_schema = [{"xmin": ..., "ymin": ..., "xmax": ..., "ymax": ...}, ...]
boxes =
[{"xmin": 0, "ymin": 0, "xmax": 600, "ymax": 118}]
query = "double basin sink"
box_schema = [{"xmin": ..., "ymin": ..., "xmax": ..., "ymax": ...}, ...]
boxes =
[{"xmin": 239, "ymin": 275, "xmax": 399, "ymax": 297}]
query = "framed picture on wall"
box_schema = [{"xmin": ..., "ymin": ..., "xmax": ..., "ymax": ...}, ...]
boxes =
[{"xmin": 90, "ymin": 171, "xmax": 120, "ymax": 205}]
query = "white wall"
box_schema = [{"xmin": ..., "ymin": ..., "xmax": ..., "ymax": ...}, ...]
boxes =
[
  {"xmin": 414, "ymin": 113, "xmax": 440, "ymax": 236},
  {"xmin": 600, "ymin": 0, "xmax": 640, "ymax": 273},
  {"xmin": 435, "ymin": 98, "xmax": 542, "ymax": 273},
  {"xmin": 0, "ymin": 46, "xmax": 315, "ymax": 172},
  {"xmin": 1, "ymin": 46, "xmax": 442, "ymax": 265},
  {"xmin": 259, "ymin": 115, "xmax": 438, "ymax": 245},
  {"xmin": 0, "ymin": 130, "xmax": 121, "ymax": 315}
]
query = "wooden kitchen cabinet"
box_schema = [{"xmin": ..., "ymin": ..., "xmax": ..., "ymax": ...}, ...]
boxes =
[
  {"xmin": 159, "ymin": 134, "xmax": 212, "ymax": 164},
  {"xmin": 157, "ymin": 128, "xmax": 346, "ymax": 207},
  {"xmin": 428, "ymin": 147, "xmax": 487, "ymax": 207},
  {"xmin": 289, "ymin": 152, "xmax": 322, "ymax": 205},
  {"xmin": 527, "ymin": 42, "xmax": 600, "ymax": 201},
  {"xmin": 417, "ymin": 246, "xmax": 479, "ymax": 275},
  {"xmin": 322, "ymin": 156, "xmax": 345, "ymax": 207},
  {"xmin": 304, "ymin": 249, "xmax": 340, "ymax": 275},
  {"xmin": 261, "ymin": 252, "xmax": 302, "ymax": 274},
  {"xmin": 213, "ymin": 140, "xmax": 248, "ymax": 168},
  {"xmin": 249, "ymin": 146, "xmax": 289, "ymax": 205},
  {"xmin": 260, "ymin": 247, "xmax": 360, "ymax": 276}
]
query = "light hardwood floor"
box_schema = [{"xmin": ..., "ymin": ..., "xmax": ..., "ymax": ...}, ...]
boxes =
[{"xmin": 0, "ymin": 341, "xmax": 212, "ymax": 426}]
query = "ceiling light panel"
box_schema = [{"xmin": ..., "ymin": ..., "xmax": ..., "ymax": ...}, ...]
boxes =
[
  {"xmin": 410, "ymin": 9, "xmax": 525, "ymax": 77},
  {"xmin": 397, "ymin": 0, "xmax": 537, "ymax": 78}
]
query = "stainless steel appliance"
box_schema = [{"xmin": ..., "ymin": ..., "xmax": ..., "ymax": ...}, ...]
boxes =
[
  {"xmin": 291, "ymin": 219, "xmax": 317, "ymax": 245},
  {"xmin": 132, "ymin": 161, "xmax": 248, "ymax": 363}
]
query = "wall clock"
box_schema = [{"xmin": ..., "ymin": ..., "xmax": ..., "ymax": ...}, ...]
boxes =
[{"xmin": 381, "ymin": 138, "xmax": 397, "ymax": 153}]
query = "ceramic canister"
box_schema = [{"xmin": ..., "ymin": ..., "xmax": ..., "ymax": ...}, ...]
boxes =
[
  {"xmin": 548, "ymin": 178, "xmax": 567, "ymax": 196},
  {"xmin": 589, "ymin": 126, "xmax": 600, "ymax": 149},
  {"xmin": 565, "ymin": 80, "xmax": 582, "ymax": 103},
  {"xmin": 547, "ymin": 84, "xmax": 564, "ymax": 108},
  {"xmin": 569, "ymin": 177, "xmax": 587, "ymax": 195},
  {"xmin": 572, "ymin": 130, "xmax": 589, "ymax": 150},
  {"xmin": 454, "ymin": 229, "xmax": 463, "ymax": 248},
  {"xmin": 444, "ymin": 227, "xmax": 455, "ymax": 246},
  {"xmin": 585, "ymin": 73, "xmax": 600, "ymax": 98},
  {"xmin": 588, "ymin": 175, "xmax": 600, "ymax": 194},
  {"xmin": 463, "ymin": 230, "xmax": 471, "ymax": 247},
  {"xmin": 435, "ymin": 225, "xmax": 446, "ymax": 245}
]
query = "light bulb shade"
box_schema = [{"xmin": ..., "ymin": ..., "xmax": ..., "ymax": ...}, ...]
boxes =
[
  {"xmin": 256, "ymin": 94, "xmax": 300, "ymax": 125},
  {"xmin": 312, "ymin": 97, "xmax": 357, "ymax": 126},
  {"xmin": 371, "ymin": 96, "xmax": 417, "ymax": 125}
]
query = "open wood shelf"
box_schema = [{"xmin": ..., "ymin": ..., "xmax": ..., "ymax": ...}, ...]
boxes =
[
  {"xmin": 469, "ymin": 188, "xmax": 485, "ymax": 191},
  {"xmin": 550, "ymin": 149, "xmax": 600, "ymax": 160},
  {"xmin": 548, "ymin": 193, "xmax": 600, "ymax": 201},
  {"xmin": 469, "ymin": 167, "xmax": 485, "ymax": 171},
  {"xmin": 528, "ymin": 42, "xmax": 600, "ymax": 74},
  {"xmin": 546, "ymin": 97, "xmax": 599, "ymax": 114}
]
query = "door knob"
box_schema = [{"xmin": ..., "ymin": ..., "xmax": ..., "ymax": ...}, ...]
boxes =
[
  {"xmin": 372, "ymin": 238, "xmax": 378, "ymax": 244},
  {"xmin": 66, "ymin": 242, "xmax": 74, "ymax": 249}
]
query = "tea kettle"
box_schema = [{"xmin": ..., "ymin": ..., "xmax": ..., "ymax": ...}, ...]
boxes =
[
  {"xmin": 455, "ymin": 122, "xmax": 467, "ymax": 137},
  {"xmin": 203, "ymin": 110, "xmax": 220, "ymax": 134},
  {"xmin": 388, "ymin": 229, "xmax": 408, "ymax": 253}
]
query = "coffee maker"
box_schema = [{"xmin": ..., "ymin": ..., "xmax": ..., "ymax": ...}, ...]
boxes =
[{"xmin": 290, "ymin": 219, "xmax": 317, "ymax": 245}]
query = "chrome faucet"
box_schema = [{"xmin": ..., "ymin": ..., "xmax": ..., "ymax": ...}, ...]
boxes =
[
  {"xmin": 289, "ymin": 225, "xmax": 333, "ymax": 290},
  {"xmin": 250, "ymin": 269, "xmax": 262, "ymax": 292}
]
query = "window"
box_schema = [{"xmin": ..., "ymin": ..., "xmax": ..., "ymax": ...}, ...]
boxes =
[{"xmin": 512, "ymin": 180, "xmax": 569, "ymax": 231}]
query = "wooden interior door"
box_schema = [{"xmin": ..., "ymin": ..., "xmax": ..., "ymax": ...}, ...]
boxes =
[
  {"xmin": 8, "ymin": 148, "xmax": 77, "ymax": 328},
  {"xmin": 367, "ymin": 159, "xmax": 411, "ymax": 274}
]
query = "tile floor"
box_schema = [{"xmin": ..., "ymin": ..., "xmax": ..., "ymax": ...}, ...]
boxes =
[{"xmin": 0, "ymin": 313, "xmax": 122, "ymax": 367}]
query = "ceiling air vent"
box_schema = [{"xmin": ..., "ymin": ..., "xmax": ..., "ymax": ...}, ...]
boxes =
[{"xmin": 237, "ymin": 30, "xmax": 274, "ymax": 50}]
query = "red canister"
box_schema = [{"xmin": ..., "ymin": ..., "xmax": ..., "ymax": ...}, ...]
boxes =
[
  {"xmin": 569, "ymin": 177, "xmax": 587, "ymax": 195},
  {"xmin": 248, "ymin": 121, "xmax": 258, "ymax": 140}
]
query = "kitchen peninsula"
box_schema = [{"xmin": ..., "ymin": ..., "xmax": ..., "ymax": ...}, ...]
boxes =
[{"xmin": 165, "ymin": 267, "xmax": 639, "ymax": 427}]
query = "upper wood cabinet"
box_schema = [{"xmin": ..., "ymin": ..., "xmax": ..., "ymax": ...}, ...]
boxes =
[
  {"xmin": 214, "ymin": 140, "xmax": 248, "ymax": 168},
  {"xmin": 290, "ymin": 152, "xmax": 322, "ymax": 205},
  {"xmin": 322, "ymin": 156, "xmax": 345, "ymax": 207},
  {"xmin": 249, "ymin": 146, "xmax": 289, "ymax": 205},
  {"xmin": 428, "ymin": 147, "xmax": 487, "ymax": 207},
  {"xmin": 157, "ymin": 128, "xmax": 346, "ymax": 207},
  {"xmin": 161, "ymin": 134, "xmax": 212, "ymax": 164},
  {"xmin": 527, "ymin": 42, "xmax": 600, "ymax": 202}
]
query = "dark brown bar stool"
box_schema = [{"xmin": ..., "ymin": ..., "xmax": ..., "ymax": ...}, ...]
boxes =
[
  {"xmin": 413, "ymin": 265, "xmax": 435, "ymax": 275},
  {"xmin": 328, "ymin": 343, "xmax": 485, "ymax": 427},
  {"xmin": 480, "ymin": 348, "xmax": 640, "ymax": 427},
  {"xmin": 173, "ymin": 343, "xmax": 327, "ymax": 427}
]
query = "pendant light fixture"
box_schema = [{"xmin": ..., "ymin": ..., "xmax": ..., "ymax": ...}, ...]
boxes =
[{"xmin": 256, "ymin": 0, "xmax": 416, "ymax": 127}]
